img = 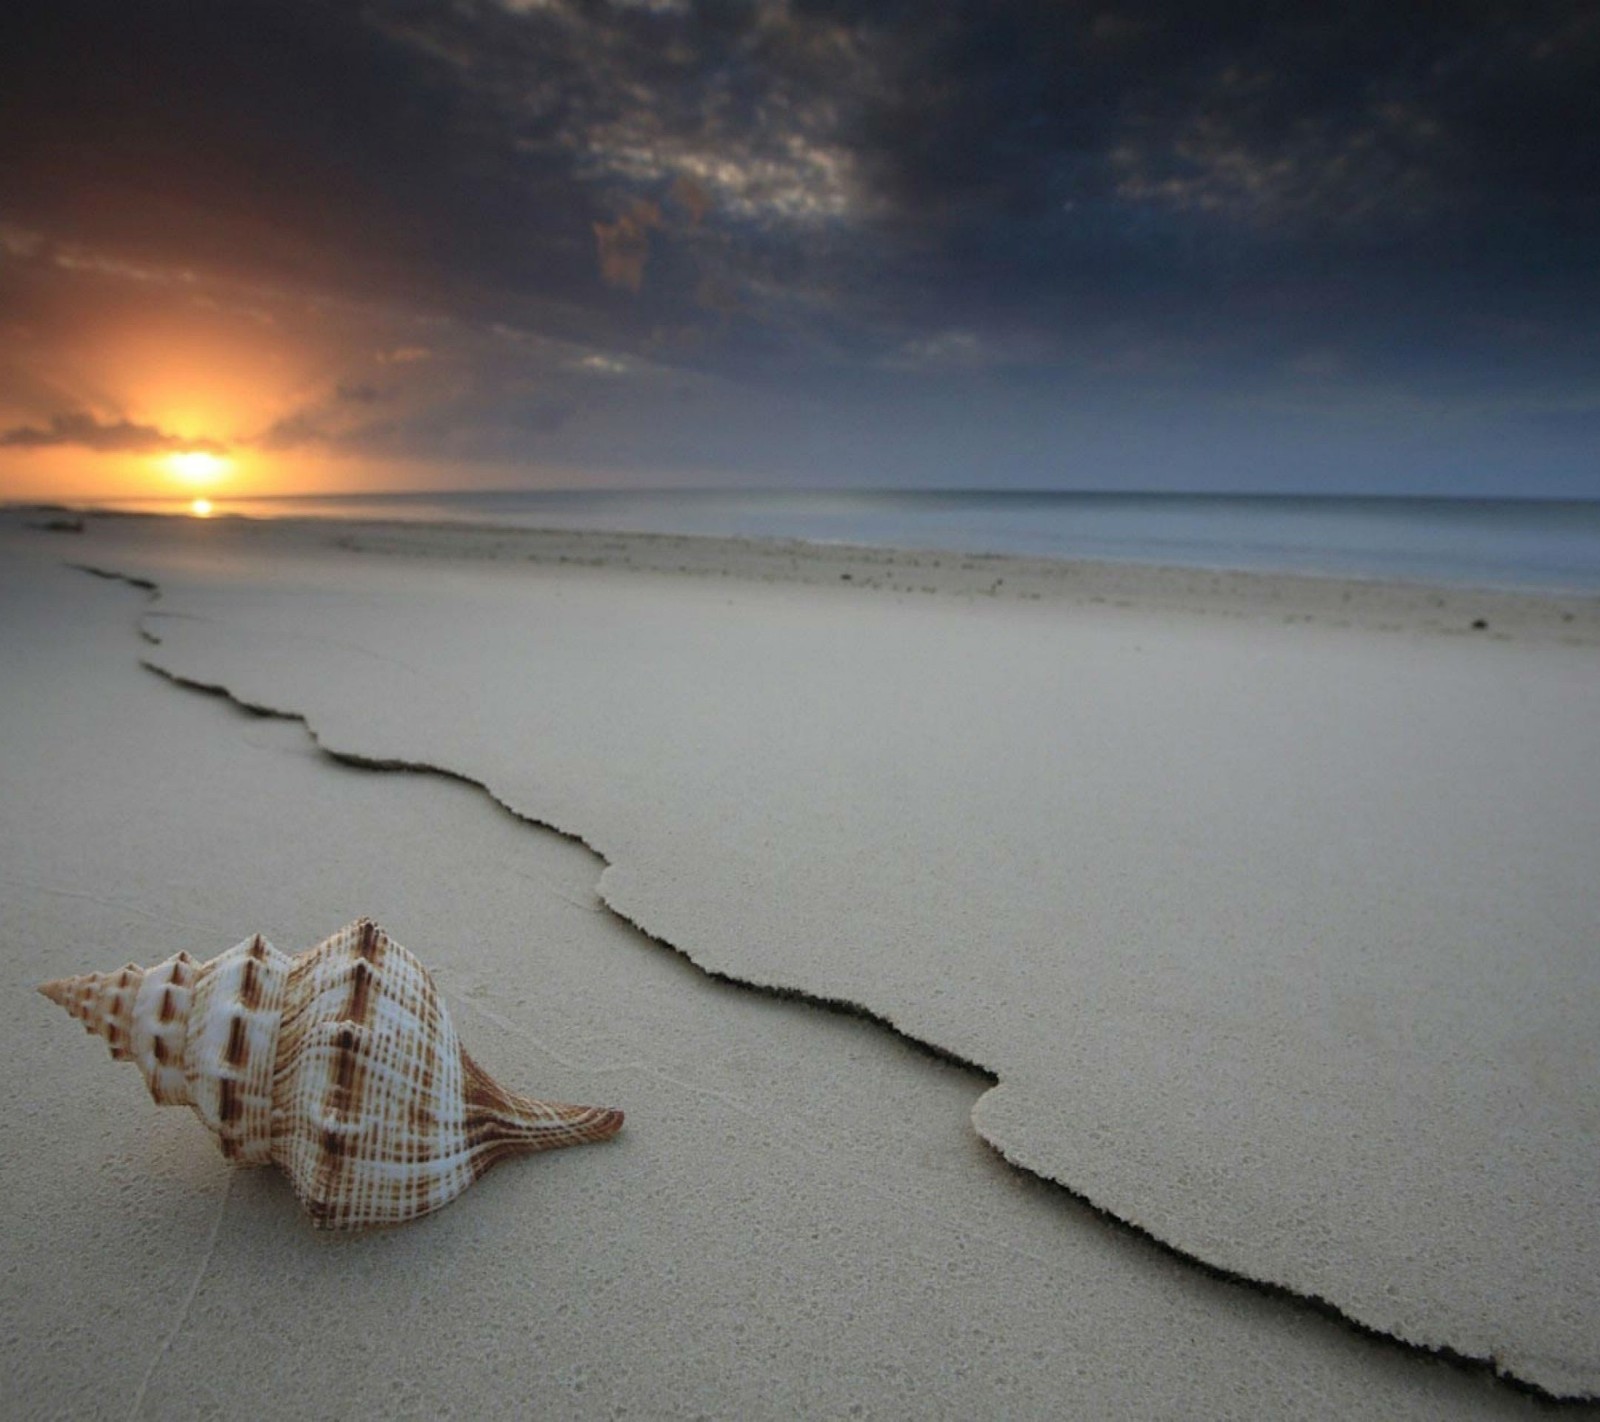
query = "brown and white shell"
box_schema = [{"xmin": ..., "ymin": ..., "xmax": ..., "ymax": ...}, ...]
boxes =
[{"xmin": 38, "ymin": 919, "xmax": 623, "ymax": 1228}]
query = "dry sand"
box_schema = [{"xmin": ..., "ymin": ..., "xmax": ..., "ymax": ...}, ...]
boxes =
[{"xmin": 3, "ymin": 509, "xmax": 1597, "ymax": 1417}]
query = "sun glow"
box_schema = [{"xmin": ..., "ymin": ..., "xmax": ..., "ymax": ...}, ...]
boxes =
[
  {"xmin": 190, "ymin": 497, "xmax": 214, "ymax": 517},
  {"xmin": 167, "ymin": 449, "xmax": 229, "ymax": 487}
]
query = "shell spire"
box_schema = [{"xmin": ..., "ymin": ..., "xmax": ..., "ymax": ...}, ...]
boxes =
[
  {"xmin": 38, "ymin": 920, "xmax": 623, "ymax": 1228},
  {"xmin": 41, "ymin": 950, "xmax": 202, "ymax": 1104},
  {"xmin": 38, "ymin": 963, "xmax": 147, "ymax": 1062}
]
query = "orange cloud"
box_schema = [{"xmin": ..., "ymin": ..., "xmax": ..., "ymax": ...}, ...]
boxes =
[
  {"xmin": 670, "ymin": 175, "xmax": 712, "ymax": 227},
  {"xmin": 593, "ymin": 200, "xmax": 663, "ymax": 292},
  {"xmin": 0, "ymin": 411, "xmax": 226, "ymax": 455}
]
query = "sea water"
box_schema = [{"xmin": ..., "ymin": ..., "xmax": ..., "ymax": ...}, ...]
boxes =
[{"xmin": 60, "ymin": 490, "xmax": 1600, "ymax": 592}]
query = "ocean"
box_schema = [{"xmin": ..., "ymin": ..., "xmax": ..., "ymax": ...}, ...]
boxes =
[{"xmin": 64, "ymin": 489, "xmax": 1600, "ymax": 592}]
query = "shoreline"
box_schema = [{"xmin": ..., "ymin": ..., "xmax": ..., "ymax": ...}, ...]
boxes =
[
  {"xmin": 28, "ymin": 506, "xmax": 1600, "ymax": 646},
  {"xmin": 13, "ymin": 492, "xmax": 1600, "ymax": 603}
]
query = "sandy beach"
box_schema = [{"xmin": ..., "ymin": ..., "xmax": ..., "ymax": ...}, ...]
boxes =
[{"xmin": 4, "ymin": 508, "xmax": 1598, "ymax": 1419}]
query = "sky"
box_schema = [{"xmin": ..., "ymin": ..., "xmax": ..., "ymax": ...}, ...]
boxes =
[{"xmin": 1, "ymin": 0, "xmax": 1597, "ymax": 503}]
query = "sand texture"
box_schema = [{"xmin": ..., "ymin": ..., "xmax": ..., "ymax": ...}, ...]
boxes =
[{"xmin": 4, "ymin": 511, "xmax": 1598, "ymax": 1415}]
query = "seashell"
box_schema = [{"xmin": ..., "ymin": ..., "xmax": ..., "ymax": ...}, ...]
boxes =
[{"xmin": 38, "ymin": 918, "xmax": 623, "ymax": 1228}]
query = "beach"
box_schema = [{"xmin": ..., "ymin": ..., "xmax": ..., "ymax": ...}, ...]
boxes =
[{"xmin": 4, "ymin": 508, "xmax": 1598, "ymax": 1418}]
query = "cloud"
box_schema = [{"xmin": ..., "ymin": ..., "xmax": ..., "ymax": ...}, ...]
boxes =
[
  {"xmin": 254, "ymin": 408, "xmax": 336, "ymax": 451},
  {"xmin": 0, "ymin": 412, "xmax": 226, "ymax": 454},
  {"xmin": 669, "ymin": 175, "xmax": 711, "ymax": 227},
  {"xmin": 593, "ymin": 200, "xmax": 663, "ymax": 291},
  {"xmin": 885, "ymin": 329, "xmax": 987, "ymax": 372},
  {"xmin": 1110, "ymin": 81, "xmax": 1453, "ymax": 232},
  {"xmin": 253, "ymin": 377, "xmax": 397, "ymax": 451},
  {"xmin": 0, "ymin": 223, "xmax": 46, "ymax": 259},
  {"xmin": 52, "ymin": 245, "xmax": 201, "ymax": 286}
]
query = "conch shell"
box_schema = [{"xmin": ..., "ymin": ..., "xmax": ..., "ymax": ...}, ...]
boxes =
[{"xmin": 38, "ymin": 919, "xmax": 623, "ymax": 1228}]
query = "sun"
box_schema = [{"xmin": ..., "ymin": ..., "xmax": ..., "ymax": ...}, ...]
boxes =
[
  {"xmin": 167, "ymin": 449, "xmax": 229, "ymax": 487},
  {"xmin": 190, "ymin": 497, "xmax": 214, "ymax": 518}
]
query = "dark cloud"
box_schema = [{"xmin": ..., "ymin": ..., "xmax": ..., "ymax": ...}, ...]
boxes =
[
  {"xmin": 0, "ymin": 412, "xmax": 227, "ymax": 455},
  {"xmin": 7, "ymin": 2, "xmax": 1595, "ymax": 339},
  {"xmin": 254, "ymin": 411, "xmax": 330, "ymax": 453}
]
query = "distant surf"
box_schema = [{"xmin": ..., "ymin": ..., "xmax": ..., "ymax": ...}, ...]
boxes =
[{"xmin": 55, "ymin": 488, "xmax": 1600, "ymax": 592}]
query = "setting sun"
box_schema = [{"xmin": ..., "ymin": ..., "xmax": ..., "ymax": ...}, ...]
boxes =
[
  {"xmin": 190, "ymin": 497, "xmax": 214, "ymax": 517},
  {"xmin": 168, "ymin": 449, "xmax": 229, "ymax": 486}
]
